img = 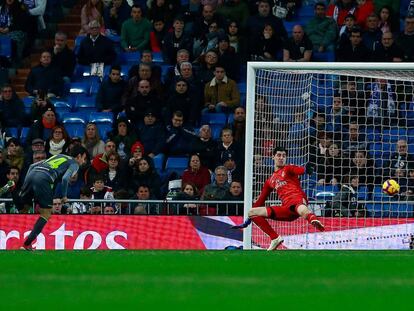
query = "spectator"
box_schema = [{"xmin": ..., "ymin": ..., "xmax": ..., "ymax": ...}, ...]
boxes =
[
  {"xmin": 249, "ymin": 23, "xmax": 283, "ymax": 61},
  {"xmin": 0, "ymin": 0, "xmax": 26, "ymax": 63},
  {"xmin": 371, "ymin": 31, "xmax": 404, "ymax": 62},
  {"xmin": 202, "ymin": 165, "xmax": 229, "ymax": 200},
  {"xmin": 82, "ymin": 122, "xmax": 106, "ymax": 158},
  {"xmin": 164, "ymin": 110, "xmax": 197, "ymax": 156},
  {"xmin": 30, "ymin": 90, "xmax": 54, "ymax": 122},
  {"xmin": 283, "ymin": 25, "xmax": 313, "ymax": 62},
  {"xmin": 111, "ymin": 117, "xmax": 138, "ymax": 160},
  {"xmin": 164, "ymin": 78, "xmax": 199, "ymax": 126},
  {"xmin": 306, "ymin": 2, "xmax": 337, "ymax": 53},
  {"xmin": 396, "ymin": 15, "xmax": 414, "ymax": 62},
  {"xmin": 27, "ymin": 108, "xmax": 58, "ymax": 143},
  {"xmin": 128, "ymin": 141, "xmax": 145, "ymax": 170},
  {"xmin": 226, "ymin": 20, "xmax": 246, "ymax": 60},
  {"xmin": 362, "ymin": 13, "xmax": 382, "ymax": 51},
  {"xmin": 23, "ymin": 138, "xmax": 45, "ymax": 168},
  {"xmin": 149, "ymin": 17, "xmax": 167, "ymax": 52},
  {"xmin": 136, "ymin": 109, "xmax": 165, "ymax": 157},
  {"xmin": 386, "ymin": 139, "xmax": 414, "ymax": 178},
  {"xmin": 96, "ymin": 65, "xmax": 126, "ymax": 114},
  {"xmin": 103, "ymin": 0, "xmax": 131, "ymax": 35},
  {"xmin": 49, "ymin": 32, "xmax": 76, "ymax": 83},
  {"xmin": 349, "ymin": 150, "xmax": 376, "ymax": 187},
  {"xmin": 316, "ymin": 142, "xmax": 347, "ymax": 186},
  {"xmin": 0, "ymin": 84, "xmax": 25, "ymax": 129},
  {"xmin": 102, "ymin": 150, "xmax": 127, "ymax": 192},
  {"xmin": 25, "ymin": 51, "xmax": 64, "ymax": 97},
  {"xmin": 216, "ymin": 128, "xmax": 243, "ymax": 167},
  {"xmin": 0, "ymin": 166, "xmax": 20, "ymax": 213},
  {"xmin": 130, "ymin": 156, "xmax": 162, "ymax": 198},
  {"xmin": 132, "ymin": 184, "xmax": 158, "ymax": 214},
  {"xmin": 309, "ymin": 131, "xmax": 333, "ymax": 165},
  {"xmin": 216, "ymin": 0, "xmax": 249, "ymax": 31},
  {"xmin": 32, "ymin": 150, "xmax": 47, "ymax": 163},
  {"xmin": 222, "ymin": 180, "xmax": 243, "ymax": 215},
  {"xmin": 124, "ymin": 79, "xmax": 161, "ymax": 123},
  {"xmin": 176, "ymin": 62, "xmax": 203, "ymax": 104},
  {"xmin": 228, "ymin": 106, "xmax": 246, "ymax": 145},
  {"xmin": 80, "ymin": 0, "xmax": 104, "ymax": 35},
  {"xmin": 325, "ymin": 95, "xmax": 349, "ymax": 133},
  {"xmin": 340, "ymin": 78, "xmax": 367, "ymax": 122},
  {"xmin": 338, "ymin": 13, "xmax": 356, "ymax": 43},
  {"xmin": 120, "ymin": 4, "xmax": 152, "ymax": 52},
  {"xmin": 378, "ymin": 5, "xmax": 399, "ymax": 34},
  {"xmin": 355, "ymin": 0, "xmax": 375, "ymax": 28},
  {"xmin": 127, "ymin": 50, "xmax": 162, "ymax": 81},
  {"xmin": 193, "ymin": 4, "xmax": 226, "ymax": 42},
  {"xmin": 103, "ymin": 205, "xmax": 116, "ymax": 214},
  {"xmin": 171, "ymin": 182, "xmax": 200, "ymax": 215},
  {"xmin": 337, "ymin": 26, "xmax": 371, "ymax": 62},
  {"xmin": 88, "ymin": 139, "xmax": 117, "ymax": 183},
  {"xmin": 194, "ymin": 124, "xmax": 217, "ymax": 170},
  {"xmin": 161, "ymin": 15, "xmax": 193, "ymax": 64},
  {"xmin": 90, "ymin": 174, "xmax": 114, "ymax": 209},
  {"xmin": 194, "ymin": 20, "xmax": 223, "ymax": 58},
  {"xmin": 331, "ymin": 175, "xmax": 366, "ymax": 217},
  {"xmin": 342, "ymin": 122, "xmax": 367, "ymax": 155},
  {"xmin": 45, "ymin": 125, "xmax": 70, "ymax": 156},
  {"xmin": 196, "ymin": 49, "xmax": 219, "ymax": 86},
  {"xmin": 327, "ymin": 0, "xmax": 357, "ymax": 27},
  {"xmin": 77, "ymin": 20, "xmax": 116, "ymax": 66},
  {"xmin": 52, "ymin": 198, "xmax": 64, "ymax": 215},
  {"xmin": 246, "ymin": 0, "xmax": 287, "ymax": 45},
  {"xmin": 309, "ymin": 111, "xmax": 327, "ymax": 140},
  {"xmin": 221, "ymin": 150, "xmax": 243, "ymax": 184},
  {"xmin": 182, "ymin": 153, "xmax": 211, "ymax": 194},
  {"xmin": 147, "ymin": 0, "xmax": 178, "ymax": 26},
  {"xmin": 4, "ymin": 138, "xmax": 24, "ymax": 171},
  {"xmin": 203, "ymin": 64, "xmax": 240, "ymax": 113},
  {"xmin": 0, "ymin": 147, "xmax": 8, "ymax": 185},
  {"xmin": 366, "ymin": 78, "xmax": 398, "ymax": 126},
  {"xmin": 164, "ymin": 49, "xmax": 191, "ymax": 89},
  {"xmin": 404, "ymin": 168, "xmax": 414, "ymax": 199},
  {"xmin": 127, "ymin": 62, "xmax": 165, "ymax": 101},
  {"xmin": 217, "ymin": 33, "xmax": 240, "ymax": 81}
]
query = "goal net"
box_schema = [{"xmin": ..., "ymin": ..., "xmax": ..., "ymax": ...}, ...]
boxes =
[{"xmin": 244, "ymin": 62, "xmax": 414, "ymax": 250}]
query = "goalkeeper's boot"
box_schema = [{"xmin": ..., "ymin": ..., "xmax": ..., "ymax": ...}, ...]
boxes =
[
  {"xmin": 267, "ymin": 236, "xmax": 284, "ymax": 251},
  {"xmin": 311, "ymin": 219, "xmax": 325, "ymax": 232},
  {"xmin": 231, "ymin": 218, "xmax": 252, "ymax": 229},
  {"xmin": 0, "ymin": 180, "xmax": 16, "ymax": 196},
  {"xmin": 20, "ymin": 244, "xmax": 34, "ymax": 251}
]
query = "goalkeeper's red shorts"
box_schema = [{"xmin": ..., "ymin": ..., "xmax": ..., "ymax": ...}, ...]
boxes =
[{"xmin": 266, "ymin": 197, "xmax": 308, "ymax": 222}]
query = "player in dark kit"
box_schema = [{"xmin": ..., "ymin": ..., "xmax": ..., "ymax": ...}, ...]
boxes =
[
  {"xmin": 233, "ymin": 146, "xmax": 324, "ymax": 250},
  {"xmin": 9, "ymin": 146, "xmax": 88, "ymax": 250}
]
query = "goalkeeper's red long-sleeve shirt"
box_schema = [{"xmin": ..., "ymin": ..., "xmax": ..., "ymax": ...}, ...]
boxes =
[{"xmin": 253, "ymin": 165, "xmax": 308, "ymax": 207}]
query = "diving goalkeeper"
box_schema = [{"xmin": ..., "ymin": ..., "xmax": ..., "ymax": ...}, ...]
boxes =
[{"xmin": 233, "ymin": 146, "xmax": 325, "ymax": 250}]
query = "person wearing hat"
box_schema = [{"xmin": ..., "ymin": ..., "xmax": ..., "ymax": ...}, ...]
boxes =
[
  {"xmin": 136, "ymin": 109, "xmax": 166, "ymax": 158},
  {"xmin": 128, "ymin": 141, "xmax": 146, "ymax": 168},
  {"xmin": 203, "ymin": 64, "xmax": 240, "ymax": 113},
  {"xmin": 162, "ymin": 15, "xmax": 193, "ymax": 64},
  {"xmin": 221, "ymin": 150, "xmax": 244, "ymax": 184},
  {"xmin": 77, "ymin": 20, "xmax": 116, "ymax": 66}
]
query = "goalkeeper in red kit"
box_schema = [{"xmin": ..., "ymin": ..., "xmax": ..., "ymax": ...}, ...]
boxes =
[{"xmin": 233, "ymin": 146, "xmax": 325, "ymax": 250}]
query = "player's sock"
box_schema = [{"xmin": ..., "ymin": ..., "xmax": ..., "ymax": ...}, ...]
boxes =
[
  {"xmin": 24, "ymin": 217, "xmax": 48, "ymax": 246},
  {"xmin": 251, "ymin": 217, "xmax": 279, "ymax": 240},
  {"xmin": 305, "ymin": 213, "xmax": 318, "ymax": 224},
  {"xmin": 306, "ymin": 213, "xmax": 325, "ymax": 231}
]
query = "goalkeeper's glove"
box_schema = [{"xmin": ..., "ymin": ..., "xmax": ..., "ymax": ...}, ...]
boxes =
[
  {"xmin": 231, "ymin": 218, "xmax": 252, "ymax": 229},
  {"xmin": 305, "ymin": 162, "xmax": 315, "ymax": 175}
]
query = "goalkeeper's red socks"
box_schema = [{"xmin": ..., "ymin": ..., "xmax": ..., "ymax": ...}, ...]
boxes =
[
  {"xmin": 251, "ymin": 216, "xmax": 279, "ymax": 240},
  {"xmin": 306, "ymin": 213, "xmax": 325, "ymax": 232}
]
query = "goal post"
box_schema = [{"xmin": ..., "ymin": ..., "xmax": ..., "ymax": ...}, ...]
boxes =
[{"xmin": 244, "ymin": 62, "xmax": 414, "ymax": 250}]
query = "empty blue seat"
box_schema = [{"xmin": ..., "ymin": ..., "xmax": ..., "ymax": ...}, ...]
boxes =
[
  {"xmin": 152, "ymin": 153, "xmax": 165, "ymax": 171},
  {"xmin": 210, "ymin": 124, "xmax": 223, "ymax": 140},
  {"xmin": 314, "ymin": 184, "xmax": 339, "ymax": 200},
  {"xmin": 69, "ymin": 82, "xmax": 90, "ymax": 95},
  {"xmin": 22, "ymin": 97, "xmax": 33, "ymax": 115},
  {"xmin": 0, "ymin": 36, "xmax": 12, "ymax": 59},
  {"xmin": 20, "ymin": 127, "xmax": 30, "ymax": 144},
  {"xmin": 74, "ymin": 36, "xmax": 86, "ymax": 54},
  {"xmin": 73, "ymin": 95, "xmax": 97, "ymax": 113},
  {"xmin": 62, "ymin": 112, "xmax": 88, "ymax": 124},
  {"xmin": 382, "ymin": 127, "xmax": 407, "ymax": 143},
  {"xmin": 165, "ymin": 157, "xmax": 188, "ymax": 177},
  {"xmin": 89, "ymin": 112, "xmax": 114, "ymax": 124},
  {"xmin": 96, "ymin": 123, "xmax": 112, "ymax": 141},
  {"xmin": 358, "ymin": 185, "xmax": 369, "ymax": 201},
  {"xmin": 312, "ymin": 51, "xmax": 336, "ymax": 62},
  {"xmin": 297, "ymin": 5, "xmax": 314, "ymax": 17},
  {"xmin": 53, "ymin": 101, "xmax": 72, "ymax": 119},
  {"xmin": 64, "ymin": 123, "xmax": 86, "ymax": 138},
  {"xmin": 152, "ymin": 51, "xmax": 164, "ymax": 63},
  {"xmin": 5, "ymin": 127, "xmax": 18, "ymax": 138},
  {"xmin": 200, "ymin": 113, "xmax": 227, "ymax": 126},
  {"xmin": 121, "ymin": 51, "xmax": 140, "ymax": 64}
]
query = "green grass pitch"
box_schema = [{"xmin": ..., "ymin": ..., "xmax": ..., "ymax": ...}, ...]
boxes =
[{"xmin": 1, "ymin": 251, "xmax": 413, "ymax": 310}]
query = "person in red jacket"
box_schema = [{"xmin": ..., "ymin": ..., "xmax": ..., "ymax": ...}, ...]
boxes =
[{"xmin": 182, "ymin": 154, "xmax": 211, "ymax": 194}]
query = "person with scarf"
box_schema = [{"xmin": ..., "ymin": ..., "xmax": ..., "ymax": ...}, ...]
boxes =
[
  {"xmin": 26, "ymin": 108, "xmax": 59, "ymax": 144},
  {"xmin": 81, "ymin": 122, "xmax": 105, "ymax": 158},
  {"xmin": 45, "ymin": 125, "xmax": 70, "ymax": 156}
]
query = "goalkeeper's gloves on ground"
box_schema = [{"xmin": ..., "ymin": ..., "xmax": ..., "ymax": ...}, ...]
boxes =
[
  {"xmin": 305, "ymin": 162, "xmax": 315, "ymax": 175},
  {"xmin": 231, "ymin": 218, "xmax": 252, "ymax": 229}
]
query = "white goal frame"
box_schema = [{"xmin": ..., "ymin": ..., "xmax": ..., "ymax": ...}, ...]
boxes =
[{"xmin": 243, "ymin": 62, "xmax": 414, "ymax": 250}]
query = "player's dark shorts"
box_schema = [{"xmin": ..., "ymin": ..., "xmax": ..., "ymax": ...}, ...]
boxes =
[
  {"xmin": 19, "ymin": 170, "xmax": 54, "ymax": 209},
  {"xmin": 266, "ymin": 197, "xmax": 308, "ymax": 221}
]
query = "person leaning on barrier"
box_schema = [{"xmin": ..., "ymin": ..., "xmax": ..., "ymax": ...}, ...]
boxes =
[{"xmin": 330, "ymin": 175, "xmax": 367, "ymax": 217}]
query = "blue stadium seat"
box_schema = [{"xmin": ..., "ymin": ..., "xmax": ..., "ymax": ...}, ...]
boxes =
[
  {"xmin": 64, "ymin": 123, "xmax": 86, "ymax": 138},
  {"xmin": 152, "ymin": 51, "xmax": 164, "ymax": 63},
  {"xmin": 161, "ymin": 65, "xmax": 172, "ymax": 82},
  {"xmin": 89, "ymin": 112, "xmax": 114, "ymax": 124},
  {"xmin": 297, "ymin": 5, "xmax": 314, "ymax": 17},
  {"xmin": 358, "ymin": 185, "xmax": 369, "ymax": 201},
  {"xmin": 96, "ymin": 123, "xmax": 113, "ymax": 141},
  {"xmin": 53, "ymin": 101, "xmax": 72, "ymax": 120},
  {"xmin": 20, "ymin": 127, "xmax": 30, "ymax": 144},
  {"xmin": 210, "ymin": 124, "xmax": 223, "ymax": 140},
  {"xmin": 62, "ymin": 112, "xmax": 89, "ymax": 124},
  {"xmin": 69, "ymin": 82, "xmax": 90, "ymax": 95},
  {"xmin": 369, "ymin": 142, "xmax": 392, "ymax": 159},
  {"xmin": 312, "ymin": 51, "xmax": 336, "ymax": 62},
  {"xmin": 165, "ymin": 157, "xmax": 188, "ymax": 177},
  {"xmin": 314, "ymin": 184, "xmax": 339, "ymax": 201},
  {"xmin": 0, "ymin": 36, "xmax": 12, "ymax": 59},
  {"xmin": 382, "ymin": 127, "xmax": 407, "ymax": 143},
  {"xmin": 152, "ymin": 153, "xmax": 165, "ymax": 171},
  {"xmin": 73, "ymin": 94, "xmax": 97, "ymax": 113},
  {"xmin": 5, "ymin": 127, "xmax": 18, "ymax": 138},
  {"xmin": 365, "ymin": 203, "xmax": 384, "ymax": 217},
  {"xmin": 74, "ymin": 35, "xmax": 86, "ymax": 54},
  {"xmin": 121, "ymin": 51, "xmax": 140, "ymax": 64},
  {"xmin": 364, "ymin": 127, "xmax": 381, "ymax": 142},
  {"xmin": 120, "ymin": 65, "xmax": 130, "ymax": 78},
  {"xmin": 200, "ymin": 113, "xmax": 227, "ymax": 126},
  {"xmin": 22, "ymin": 97, "xmax": 33, "ymax": 115}
]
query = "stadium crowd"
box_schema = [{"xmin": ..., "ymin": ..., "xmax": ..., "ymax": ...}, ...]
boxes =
[{"xmin": 0, "ymin": 0, "xmax": 414, "ymax": 216}]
